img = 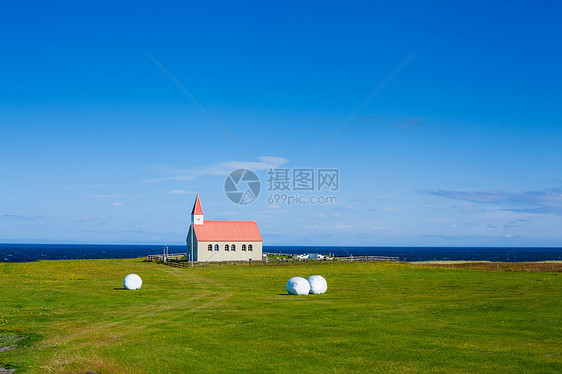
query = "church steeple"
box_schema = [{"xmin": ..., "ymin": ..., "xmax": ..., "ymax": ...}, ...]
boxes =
[{"xmin": 191, "ymin": 194, "xmax": 204, "ymax": 225}]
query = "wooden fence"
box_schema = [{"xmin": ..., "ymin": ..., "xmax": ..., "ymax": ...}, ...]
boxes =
[
  {"xmin": 336, "ymin": 255, "xmax": 400, "ymax": 262},
  {"xmin": 146, "ymin": 254, "xmax": 400, "ymax": 267},
  {"xmin": 146, "ymin": 255, "xmax": 560, "ymax": 272},
  {"xmin": 417, "ymin": 261, "xmax": 562, "ymax": 272},
  {"xmin": 146, "ymin": 253, "xmax": 186, "ymax": 262}
]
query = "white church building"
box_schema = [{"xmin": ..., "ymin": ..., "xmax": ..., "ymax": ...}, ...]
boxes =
[{"xmin": 186, "ymin": 195, "xmax": 263, "ymax": 262}]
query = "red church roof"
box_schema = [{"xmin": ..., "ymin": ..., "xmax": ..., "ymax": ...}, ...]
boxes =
[
  {"xmin": 193, "ymin": 220, "xmax": 262, "ymax": 242},
  {"xmin": 191, "ymin": 194, "xmax": 204, "ymax": 215}
]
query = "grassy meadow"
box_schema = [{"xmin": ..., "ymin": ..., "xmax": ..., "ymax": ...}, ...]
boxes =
[{"xmin": 0, "ymin": 259, "xmax": 560, "ymax": 373}]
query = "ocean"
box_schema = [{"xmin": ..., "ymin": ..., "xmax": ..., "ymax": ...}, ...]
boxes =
[{"xmin": 0, "ymin": 243, "xmax": 561, "ymax": 263}]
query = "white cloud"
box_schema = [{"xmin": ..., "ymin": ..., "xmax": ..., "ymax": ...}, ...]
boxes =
[
  {"xmin": 373, "ymin": 207, "xmax": 401, "ymax": 212},
  {"xmin": 168, "ymin": 190, "xmax": 196, "ymax": 195},
  {"xmin": 72, "ymin": 215, "xmax": 106, "ymax": 225},
  {"xmin": 88, "ymin": 194, "xmax": 125, "ymax": 198},
  {"xmin": 1, "ymin": 214, "xmax": 44, "ymax": 220},
  {"xmin": 423, "ymin": 187, "xmax": 562, "ymax": 215},
  {"xmin": 310, "ymin": 213, "xmax": 342, "ymax": 218},
  {"xmin": 142, "ymin": 156, "xmax": 289, "ymax": 183},
  {"xmin": 112, "ymin": 202, "xmax": 123, "ymax": 207}
]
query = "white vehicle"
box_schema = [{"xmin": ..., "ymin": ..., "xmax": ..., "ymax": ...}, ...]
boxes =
[{"xmin": 295, "ymin": 253, "xmax": 329, "ymax": 260}]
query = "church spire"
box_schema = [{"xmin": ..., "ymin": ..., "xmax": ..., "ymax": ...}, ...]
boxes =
[
  {"xmin": 191, "ymin": 194, "xmax": 203, "ymax": 215},
  {"xmin": 191, "ymin": 194, "xmax": 204, "ymax": 225}
]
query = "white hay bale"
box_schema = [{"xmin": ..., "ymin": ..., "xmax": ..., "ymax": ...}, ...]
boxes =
[
  {"xmin": 123, "ymin": 274, "xmax": 142, "ymax": 290},
  {"xmin": 286, "ymin": 277, "xmax": 310, "ymax": 295},
  {"xmin": 307, "ymin": 275, "xmax": 327, "ymax": 294}
]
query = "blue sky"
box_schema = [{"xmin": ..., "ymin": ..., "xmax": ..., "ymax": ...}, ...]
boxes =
[{"xmin": 1, "ymin": 1, "xmax": 561, "ymax": 246}]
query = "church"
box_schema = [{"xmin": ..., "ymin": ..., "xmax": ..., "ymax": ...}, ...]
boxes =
[{"xmin": 186, "ymin": 195, "xmax": 263, "ymax": 262}]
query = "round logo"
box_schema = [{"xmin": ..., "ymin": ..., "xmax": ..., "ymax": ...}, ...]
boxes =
[{"xmin": 224, "ymin": 169, "xmax": 261, "ymax": 205}]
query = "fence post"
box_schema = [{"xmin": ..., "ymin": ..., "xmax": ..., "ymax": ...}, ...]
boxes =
[{"xmin": 497, "ymin": 263, "xmax": 499, "ymax": 271}]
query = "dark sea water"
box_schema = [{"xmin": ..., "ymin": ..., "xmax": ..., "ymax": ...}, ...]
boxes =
[{"xmin": 0, "ymin": 243, "xmax": 561, "ymax": 263}]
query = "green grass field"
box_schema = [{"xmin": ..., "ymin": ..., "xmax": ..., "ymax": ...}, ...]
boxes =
[{"xmin": 0, "ymin": 259, "xmax": 560, "ymax": 373}]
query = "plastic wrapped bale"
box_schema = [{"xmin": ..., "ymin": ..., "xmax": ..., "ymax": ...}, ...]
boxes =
[
  {"xmin": 307, "ymin": 275, "xmax": 327, "ymax": 294},
  {"xmin": 286, "ymin": 277, "xmax": 310, "ymax": 295},
  {"xmin": 123, "ymin": 274, "xmax": 142, "ymax": 290}
]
